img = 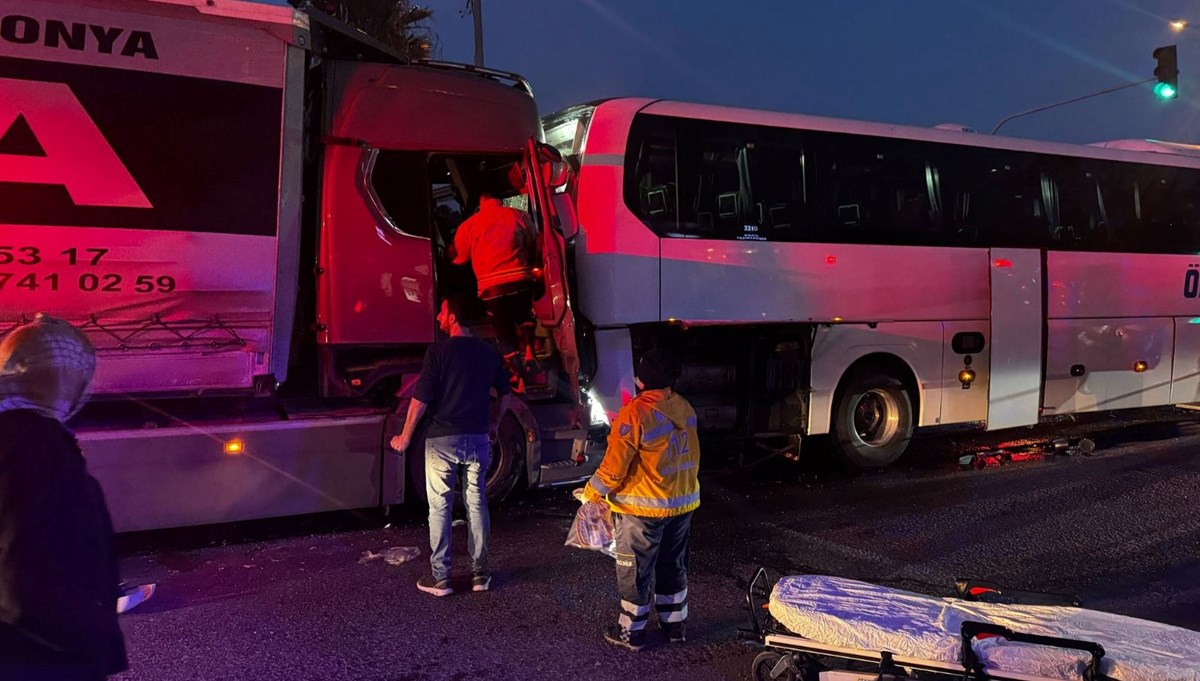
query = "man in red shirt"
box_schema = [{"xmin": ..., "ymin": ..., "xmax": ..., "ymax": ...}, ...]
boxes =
[{"xmin": 450, "ymin": 191, "xmax": 541, "ymax": 385}]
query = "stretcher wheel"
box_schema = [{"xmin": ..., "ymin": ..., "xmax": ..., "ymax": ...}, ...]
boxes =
[{"xmin": 751, "ymin": 651, "xmax": 796, "ymax": 681}]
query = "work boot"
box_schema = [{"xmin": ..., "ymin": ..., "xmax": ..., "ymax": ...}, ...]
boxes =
[
  {"xmin": 520, "ymin": 343, "xmax": 547, "ymax": 387},
  {"xmin": 603, "ymin": 624, "xmax": 646, "ymax": 651},
  {"xmin": 502, "ymin": 352, "xmax": 524, "ymax": 388},
  {"xmin": 661, "ymin": 621, "xmax": 686, "ymax": 643}
]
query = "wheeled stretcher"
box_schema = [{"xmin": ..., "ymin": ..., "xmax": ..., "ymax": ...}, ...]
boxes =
[{"xmin": 740, "ymin": 569, "xmax": 1200, "ymax": 681}]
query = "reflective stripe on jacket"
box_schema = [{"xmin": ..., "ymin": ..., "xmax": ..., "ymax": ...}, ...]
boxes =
[{"xmin": 583, "ymin": 389, "xmax": 700, "ymax": 518}]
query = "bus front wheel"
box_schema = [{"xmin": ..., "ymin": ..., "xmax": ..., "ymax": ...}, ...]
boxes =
[{"xmin": 832, "ymin": 366, "xmax": 913, "ymax": 468}]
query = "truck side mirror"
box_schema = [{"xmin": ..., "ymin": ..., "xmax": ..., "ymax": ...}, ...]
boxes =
[
  {"xmin": 546, "ymin": 160, "xmax": 570, "ymax": 190},
  {"xmin": 538, "ymin": 143, "xmax": 570, "ymax": 190}
]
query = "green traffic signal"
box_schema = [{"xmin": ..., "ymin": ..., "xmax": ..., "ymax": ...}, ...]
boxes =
[{"xmin": 1153, "ymin": 44, "xmax": 1179, "ymax": 100}]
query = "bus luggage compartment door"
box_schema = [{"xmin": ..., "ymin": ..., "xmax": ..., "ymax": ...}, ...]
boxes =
[{"xmin": 986, "ymin": 248, "xmax": 1043, "ymax": 430}]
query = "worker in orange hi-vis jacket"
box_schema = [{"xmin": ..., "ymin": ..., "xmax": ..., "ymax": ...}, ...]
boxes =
[
  {"xmin": 449, "ymin": 187, "xmax": 542, "ymax": 387},
  {"xmin": 580, "ymin": 348, "xmax": 700, "ymax": 651}
]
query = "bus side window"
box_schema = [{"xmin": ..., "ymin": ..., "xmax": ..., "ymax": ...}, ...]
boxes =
[
  {"xmin": 815, "ymin": 136, "xmax": 885, "ymax": 242},
  {"xmin": 882, "ymin": 143, "xmax": 942, "ymax": 243},
  {"xmin": 971, "ymin": 152, "xmax": 1050, "ymax": 249},
  {"xmin": 627, "ymin": 128, "xmax": 680, "ymax": 234},
  {"xmin": 1099, "ymin": 167, "xmax": 1144, "ymax": 252},
  {"xmin": 1139, "ymin": 167, "xmax": 1200, "ymax": 253},
  {"xmin": 1052, "ymin": 161, "xmax": 1110, "ymax": 252},
  {"xmin": 815, "ymin": 135, "xmax": 941, "ymax": 246},
  {"xmin": 676, "ymin": 125, "xmax": 752, "ymax": 238},
  {"xmin": 746, "ymin": 132, "xmax": 809, "ymax": 240}
]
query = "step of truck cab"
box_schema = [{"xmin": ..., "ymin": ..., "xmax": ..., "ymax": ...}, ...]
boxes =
[{"xmin": 537, "ymin": 429, "xmax": 603, "ymax": 487}]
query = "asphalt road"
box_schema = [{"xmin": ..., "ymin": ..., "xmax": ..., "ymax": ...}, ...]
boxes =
[{"xmin": 112, "ymin": 414, "xmax": 1200, "ymax": 680}]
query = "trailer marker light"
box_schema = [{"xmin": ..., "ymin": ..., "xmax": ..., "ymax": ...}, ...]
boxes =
[
  {"xmin": 223, "ymin": 440, "xmax": 245, "ymax": 455},
  {"xmin": 1133, "ymin": 360, "xmax": 1148, "ymax": 373},
  {"xmin": 993, "ymin": 258, "xmax": 1013, "ymax": 268},
  {"xmin": 959, "ymin": 369, "xmax": 976, "ymax": 384},
  {"xmin": 825, "ymin": 255, "xmax": 837, "ymax": 265}
]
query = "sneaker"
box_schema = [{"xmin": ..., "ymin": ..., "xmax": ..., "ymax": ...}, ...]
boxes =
[
  {"xmin": 603, "ymin": 624, "xmax": 646, "ymax": 651},
  {"xmin": 116, "ymin": 583, "xmax": 156, "ymax": 614},
  {"xmin": 416, "ymin": 575, "xmax": 453, "ymax": 597},
  {"xmin": 662, "ymin": 622, "xmax": 686, "ymax": 643},
  {"xmin": 471, "ymin": 574, "xmax": 491, "ymax": 592}
]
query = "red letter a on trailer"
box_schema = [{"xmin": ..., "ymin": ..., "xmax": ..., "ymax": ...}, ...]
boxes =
[{"xmin": 0, "ymin": 77, "xmax": 152, "ymax": 208}]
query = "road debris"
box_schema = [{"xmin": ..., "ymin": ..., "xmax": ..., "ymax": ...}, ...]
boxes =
[
  {"xmin": 958, "ymin": 437, "xmax": 1097, "ymax": 469},
  {"xmin": 359, "ymin": 546, "xmax": 421, "ymax": 566}
]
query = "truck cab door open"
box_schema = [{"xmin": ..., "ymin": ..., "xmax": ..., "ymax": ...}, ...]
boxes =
[
  {"xmin": 523, "ymin": 139, "xmax": 581, "ymax": 397},
  {"xmin": 317, "ymin": 143, "xmax": 435, "ymax": 347}
]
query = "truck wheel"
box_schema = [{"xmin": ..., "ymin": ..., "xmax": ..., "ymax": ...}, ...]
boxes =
[
  {"xmin": 486, "ymin": 413, "xmax": 525, "ymax": 502},
  {"xmin": 404, "ymin": 414, "xmax": 524, "ymax": 506},
  {"xmin": 832, "ymin": 366, "xmax": 913, "ymax": 469}
]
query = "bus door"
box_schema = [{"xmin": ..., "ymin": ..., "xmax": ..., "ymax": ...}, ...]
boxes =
[
  {"xmin": 986, "ymin": 248, "xmax": 1043, "ymax": 430},
  {"xmin": 523, "ymin": 139, "xmax": 581, "ymax": 399}
]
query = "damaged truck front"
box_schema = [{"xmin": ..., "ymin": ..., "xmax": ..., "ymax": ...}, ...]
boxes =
[{"xmin": 0, "ymin": 0, "xmax": 593, "ymax": 531}]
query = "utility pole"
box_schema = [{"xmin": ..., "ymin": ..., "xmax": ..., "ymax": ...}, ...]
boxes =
[
  {"xmin": 470, "ymin": 0, "xmax": 483, "ymax": 66},
  {"xmin": 991, "ymin": 78, "xmax": 1154, "ymax": 134}
]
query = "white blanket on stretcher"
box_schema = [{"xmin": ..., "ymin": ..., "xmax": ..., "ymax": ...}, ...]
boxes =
[{"xmin": 768, "ymin": 575, "xmax": 1200, "ymax": 681}]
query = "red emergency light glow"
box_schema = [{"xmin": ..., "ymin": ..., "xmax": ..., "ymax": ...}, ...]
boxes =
[
  {"xmin": 825, "ymin": 255, "xmax": 837, "ymax": 265},
  {"xmin": 993, "ymin": 258, "xmax": 1013, "ymax": 268}
]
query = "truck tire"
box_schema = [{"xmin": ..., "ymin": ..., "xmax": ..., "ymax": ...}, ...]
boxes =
[
  {"xmin": 486, "ymin": 413, "xmax": 525, "ymax": 502},
  {"xmin": 405, "ymin": 413, "xmax": 525, "ymax": 505},
  {"xmin": 832, "ymin": 365, "xmax": 913, "ymax": 468}
]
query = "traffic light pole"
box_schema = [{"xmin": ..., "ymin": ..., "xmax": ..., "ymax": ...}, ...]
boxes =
[{"xmin": 990, "ymin": 77, "xmax": 1155, "ymax": 135}]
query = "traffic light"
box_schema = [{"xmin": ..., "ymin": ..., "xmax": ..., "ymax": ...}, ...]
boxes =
[{"xmin": 1153, "ymin": 44, "xmax": 1179, "ymax": 100}]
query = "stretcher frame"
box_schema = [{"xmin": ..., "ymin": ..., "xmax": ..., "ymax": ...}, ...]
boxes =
[{"xmin": 738, "ymin": 568, "xmax": 1112, "ymax": 681}]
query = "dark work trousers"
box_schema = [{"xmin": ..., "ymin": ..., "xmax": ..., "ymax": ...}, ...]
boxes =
[
  {"xmin": 483, "ymin": 288, "xmax": 535, "ymax": 358},
  {"xmin": 613, "ymin": 511, "xmax": 693, "ymax": 635}
]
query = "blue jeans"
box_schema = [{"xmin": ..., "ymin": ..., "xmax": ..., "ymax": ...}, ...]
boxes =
[{"xmin": 425, "ymin": 434, "xmax": 490, "ymax": 581}]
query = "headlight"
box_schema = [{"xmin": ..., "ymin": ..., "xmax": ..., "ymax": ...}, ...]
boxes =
[{"xmin": 586, "ymin": 388, "xmax": 610, "ymax": 426}]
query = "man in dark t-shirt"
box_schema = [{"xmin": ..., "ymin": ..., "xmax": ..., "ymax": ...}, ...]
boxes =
[{"xmin": 390, "ymin": 296, "xmax": 511, "ymax": 596}]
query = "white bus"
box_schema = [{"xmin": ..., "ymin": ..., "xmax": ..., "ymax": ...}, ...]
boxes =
[{"xmin": 545, "ymin": 98, "xmax": 1200, "ymax": 467}]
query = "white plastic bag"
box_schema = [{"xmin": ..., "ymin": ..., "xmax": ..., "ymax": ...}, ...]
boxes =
[{"xmin": 565, "ymin": 501, "xmax": 616, "ymax": 558}]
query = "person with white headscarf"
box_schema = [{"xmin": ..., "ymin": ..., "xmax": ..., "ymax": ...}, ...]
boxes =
[{"xmin": 0, "ymin": 314, "xmax": 128, "ymax": 680}]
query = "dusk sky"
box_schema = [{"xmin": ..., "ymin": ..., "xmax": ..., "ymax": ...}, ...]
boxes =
[{"xmin": 267, "ymin": 1, "xmax": 1200, "ymax": 145}]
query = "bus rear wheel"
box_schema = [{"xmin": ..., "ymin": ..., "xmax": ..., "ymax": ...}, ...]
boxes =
[{"xmin": 832, "ymin": 366, "xmax": 913, "ymax": 469}]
